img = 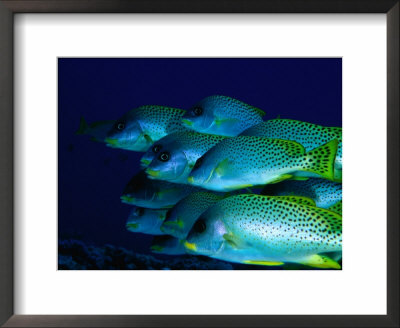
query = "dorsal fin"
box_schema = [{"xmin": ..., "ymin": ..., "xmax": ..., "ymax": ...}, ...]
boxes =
[
  {"xmin": 250, "ymin": 106, "xmax": 266, "ymax": 117},
  {"xmin": 269, "ymin": 195, "xmax": 316, "ymax": 207}
]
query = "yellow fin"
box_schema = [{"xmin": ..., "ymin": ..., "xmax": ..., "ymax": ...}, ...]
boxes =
[
  {"xmin": 297, "ymin": 254, "xmax": 341, "ymax": 269},
  {"xmin": 268, "ymin": 174, "xmax": 293, "ymax": 184},
  {"xmin": 243, "ymin": 260, "xmax": 284, "ymax": 266},
  {"xmin": 290, "ymin": 176, "xmax": 309, "ymax": 181},
  {"xmin": 223, "ymin": 233, "xmax": 244, "ymax": 249},
  {"xmin": 270, "ymin": 196, "xmax": 316, "ymax": 207}
]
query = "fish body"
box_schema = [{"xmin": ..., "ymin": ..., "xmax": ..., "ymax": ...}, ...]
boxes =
[
  {"xmin": 150, "ymin": 235, "xmax": 187, "ymax": 255},
  {"xmin": 126, "ymin": 207, "xmax": 168, "ymax": 235},
  {"xmin": 241, "ymin": 119, "xmax": 342, "ymax": 181},
  {"xmin": 185, "ymin": 194, "xmax": 342, "ymax": 268},
  {"xmin": 105, "ymin": 105, "xmax": 187, "ymax": 152},
  {"xmin": 188, "ymin": 136, "xmax": 338, "ymax": 192},
  {"xmin": 76, "ymin": 117, "xmax": 116, "ymax": 142},
  {"xmin": 181, "ymin": 95, "xmax": 265, "ymax": 136},
  {"xmin": 161, "ymin": 191, "xmax": 226, "ymax": 239},
  {"xmin": 262, "ymin": 178, "xmax": 342, "ymax": 209},
  {"xmin": 143, "ymin": 131, "xmax": 226, "ymax": 183},
  {"xmin": 121, "ymin": 171, "xmax": 203, "ymax": 209}
]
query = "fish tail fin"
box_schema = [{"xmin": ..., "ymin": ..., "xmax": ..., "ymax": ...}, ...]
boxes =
[
  {"xmin": 76, "ymin": 116, "xmax": 88, "ymax": 135},
  {"xmin": 297, "ymin": 254, "xmax": 341, "ymax": 269},
  {"xmin": 300, "ymin": 139, "xmax": 338, "ymax": 181}
]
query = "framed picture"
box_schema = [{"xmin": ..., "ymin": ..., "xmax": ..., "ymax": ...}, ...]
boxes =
[{"xmin": 0, "ymin": 0, "xmax": 398, "ymax": 327}]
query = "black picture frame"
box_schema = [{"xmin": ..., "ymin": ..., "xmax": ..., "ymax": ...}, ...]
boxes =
[{"xmin": 0, "ymin": 1, "xmax": 398, "ymax": 327}]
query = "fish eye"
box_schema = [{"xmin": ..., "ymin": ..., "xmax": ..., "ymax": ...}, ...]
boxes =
[
  {"xmin": 116, "ymin": 122, "xmax": 125, "ymax": 131},
  {"xmin": 165, "ymin": 209, "xmax": 173, "ymax": 221},
  {"xmin": 159, "ymin": 152, "xmax": 170, "ymax": 162},
  {"xmin": 193, "ymin": 156, "xmax": 204, "ymax": 169},
  {"xmin": 152, "ymin": 145, "xmax": 162, "ymax": 153},
  {"xmin": 193, "ymin": 219, "xmax": 206, "ymax": 233},
  {"xmin": 135, "ymin": 208, "xmax": 145, "ymax": 216},
  {"xmin": 192, "ymin": 106, "xmax": 203, "ymax": 116}
]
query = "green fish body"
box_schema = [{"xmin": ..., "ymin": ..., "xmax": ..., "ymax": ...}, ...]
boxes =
[
  {"xmin": 262, "ymin": 178, "xmax": 342, "ymax": 209},
  {"xmin": 126, "ymin": 207, "xmax": 168, "ymax": 235},
  {"xmin": 121, "ymin": 171, "xmax": 202, "ymax": 209},
  {"xmin": 143, "ymin": 131, "xmax": 226, "ymax": 183},
  {"xmin": 241, "ymin": 119, "xmax": 342, "ymax": 181},
  {"xmin": 188, "ymin": 136, "xmax": 338, "ymax": 192},
  {"xmin": 185, "ymin": 194, "xmax": 342, "ymax": 269},
  {"xmin": 181, "ymin": 95, "xmax": 265, "ymax": 136},
  {"xmin": 161, "ymin": 191, "xmax": 226, "ymax": 239},
  {"xmin": 150, "ymin": 235, "xmax": 186, "ymax": 255},
  {"xmin": 105, "ymin": 105, "xmax": 187, "ymax": 152},
  {"xmin": 76, "ymin": 116, "xmax": 116, "ymax": 142}
]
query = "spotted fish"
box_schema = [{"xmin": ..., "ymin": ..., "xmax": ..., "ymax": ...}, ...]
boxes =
[
  {"xmin": 126, "ymin": 207, "xmax": 168, "ymax": 235},
  {"xmin": 187, "ymin": 136, "xmax": 338, "ymax": 192},
  {"xmin": 161, "ymin": 191, "xmax": 226, "ymax": 239},
  {"xmin": 121, "ymin": 171, "xmax": 202, "ymax": 209},
  {"xmin": 105, "ymin": 105, "xmax": 187, "ymax": 152},
  {"xmin": 261, "ymin": 178, "xmax": 342, "ymax": 209},
  {"xmin": 241, "ymin": 119, "xmax": 342, "ymax": 181},
  {"xmin": 150, "ymin": 235, "xmax": 186, "ymax": 255},
  {"xmin": 184, "ymin": 194, "xmax": 342, "ymax": 269},
  {"xmin": 181, "ymin": 95, "xmax": 265, "ymax": 136},
  {"xmin": 143, "ymin": 131, "xmax": 226, "ymax": 183},
  {"xmin": 76, "ymin": 116, "xmax": 116, "ymax": 142}
]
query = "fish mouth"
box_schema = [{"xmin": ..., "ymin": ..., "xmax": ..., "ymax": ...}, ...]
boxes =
[
  {"xmin": 121, "ymin": 195, "xmax": 135, "ymax": 204},
  {"xmin": 146, "ymin": 169, "xmax": 160, "ymax": 178},
  {"xmin": 181, "ymin": 119, "xmax": 193, "ymax": 127},
  {"xmin": 150, "ymin": 245, "xmax": 163, "ymax": 253},
  {"xmin": 183, "ymin": 241, "xmax": 197, "ymax": 252}
]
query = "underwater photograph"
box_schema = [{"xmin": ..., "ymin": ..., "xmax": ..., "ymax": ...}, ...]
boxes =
[{"xmin": 58, "ymin": 58, "xmax": 342, "ymax": 270}]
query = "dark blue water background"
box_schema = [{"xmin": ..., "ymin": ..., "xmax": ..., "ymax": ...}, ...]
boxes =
[{"xmin": 58, "ymin": 58, "xmax": 342, "ymax": 260}]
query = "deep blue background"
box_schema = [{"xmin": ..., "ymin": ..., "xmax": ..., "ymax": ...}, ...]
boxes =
[{"xmin": 58, "ymin": 58, "xmax": 342, "ymax": 256}]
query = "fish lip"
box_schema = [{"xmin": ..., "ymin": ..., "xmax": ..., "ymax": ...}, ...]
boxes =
[
  {"xmin": 140, "ymin": 158, "xmax": 152, "ymax": 167},
  {"xmin": 105, "ymin": 138, "xmax": 119, "ymax": 147},
  {"xmin": 126, "ymin": 222, "xmax": 139, "ymax": 230},
  {"xmin": 121, "ymin": 195, "xmax": 135, "ymax": 204}
]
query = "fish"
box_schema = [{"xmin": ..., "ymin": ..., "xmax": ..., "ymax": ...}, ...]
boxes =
[
  {"xmin": 241, "ymin": 119, "xmax": 342, "ymax": 181},
  {"xmin": 121, "ymin": 171, "xmax": 203, "ymax": 209},
  {"xmin": 105, "ymin": 105, "xmax": 187, "ymax": 152},
  {"xmin": 150, "ymin": 235, "xmax": 187, "ymax": 255},
  {"xmin": 327, "ymin": 200, "xmax": 342, "ymax": 215},
  {"xmin": 76, "ymin": 116, "xmax": 116, "ymax": 142},
  {"xmin": 184, "ymin": 194, "xmax": 342, "ymax": 269},
  {"xmin": 126, "ymin": 207, "xmax": 168, "ymax": 235},
  {"xmin": 161, "ymin": 191, "xmax": 226, "ymax": 239},
  {"xmin": 181, "ymin": 95, "xmax": 265, "ymax": 137},
  {"xmin": 143, "ymin": 131, "xmax": 226, "ymax": 183},
  {"xmin": 187, "ymin": 136, "xmax": 338, "ymax": 192},
  {"xmin": 261, "ymin": 178, "xmax": 342, "ymax": 209}
]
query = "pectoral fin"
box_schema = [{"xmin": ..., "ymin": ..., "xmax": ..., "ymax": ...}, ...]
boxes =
[
  {"xmin": 144, "ymin": 134, "xmax": 153, "ymax": 144},
  {"xmin": 215, "ymin": 158, "xmax": 231, "ymax": 177},
  {"xmin": 214, "ymin": 117, "xmax": 240, "ymax": 127},
  {"xmin": 223, "ymin": 233, "xmax": 244, "ymax": 249}
]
